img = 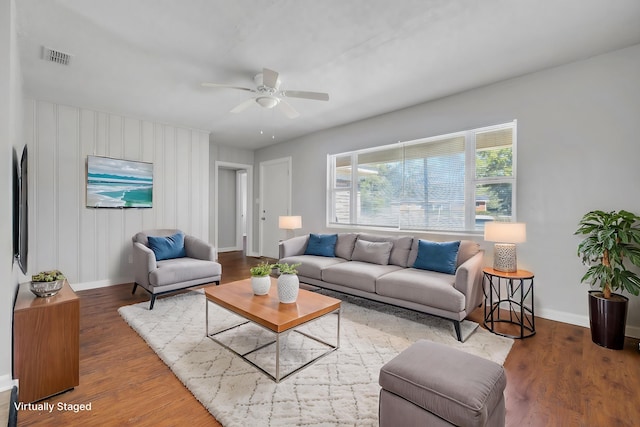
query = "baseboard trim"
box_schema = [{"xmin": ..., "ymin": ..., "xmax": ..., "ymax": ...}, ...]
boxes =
[
  {"xmin": 71, "ymin": 278, "xmax": 131, "ymax": 292},
  {"xmin": 218, "ymin": 246, "xmax": 242, "ymax": 253},
  {"xmin": 0, "ymin": 376, "xmax": 17, "ymax": 393},
  {"xmin": 536, "ymin": 307, "xmax": 640, "ymax": 339}
]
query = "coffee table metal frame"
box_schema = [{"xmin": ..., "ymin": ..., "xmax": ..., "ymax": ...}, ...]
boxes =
[{"xmin": 205, "ymin": 290, "xmax": 340, "ymax": 383}]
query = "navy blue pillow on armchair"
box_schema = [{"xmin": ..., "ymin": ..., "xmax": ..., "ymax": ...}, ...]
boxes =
[
  {"xmin": 147, "ymin": 232, "xmax": 187, "ymax": 261},
  {"xmin": 304, "ymin": 233, "xmax": 338, "ymax": 257}
]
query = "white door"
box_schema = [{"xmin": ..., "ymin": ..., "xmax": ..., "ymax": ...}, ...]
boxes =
[{"xmin": 260, "ymin": 157, "xmax": 292, "ymax": 259}]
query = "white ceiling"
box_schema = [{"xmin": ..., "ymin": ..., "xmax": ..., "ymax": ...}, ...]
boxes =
[{"xmin": 16, "ymin": 0, "xmax": 640, "ymax": 150}]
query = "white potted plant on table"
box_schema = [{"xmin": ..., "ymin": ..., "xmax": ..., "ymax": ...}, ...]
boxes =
[
  {"xmin": 249, "ymin": 262, "xmax": 273, "ymax": 295},
  {"xmin": 275, "ymin": 262, "xmax": 301, "ymax": 303}
]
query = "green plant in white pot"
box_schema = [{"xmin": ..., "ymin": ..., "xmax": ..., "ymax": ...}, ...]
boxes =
[
  {"xmin": 275, "ymin": 262, "xmax": 301, "ymax": 303},
  {"xmin": 249, "ymin": 262, "xmax": 273, "ymax": 296},
  {"xmin": 575, "ymin": 210, "xmax": 640, "ymax": 349}
]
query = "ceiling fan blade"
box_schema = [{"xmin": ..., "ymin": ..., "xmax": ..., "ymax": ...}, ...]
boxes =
[
  {"xmin": 201, "ymin": 82, "xmax": 255, "ymax": 92},
  {"xmin": 281, "ymin": 90, "xmax": 329, "ymax": 101},
  {"xmin": 262, "ymin": 68, "xmax": 279, "ymax": 88},
  {"xmin": 278, "ymin": 100, "xmax": 300, "ymax": 119},
  {"xmin": 230, "ymin": 98, "xmax": 257, "ymax": 113}
]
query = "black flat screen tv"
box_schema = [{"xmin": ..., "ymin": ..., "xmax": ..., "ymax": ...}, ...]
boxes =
[
  {"xmin": 13, "ymin": 145, "xmax": 28, "ymax": 274},
  {"xmin": 12, "ymin": 148, "xmax": 18, "ymax": 259}
]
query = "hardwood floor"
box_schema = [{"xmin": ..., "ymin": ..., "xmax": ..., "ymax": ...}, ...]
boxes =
[{"xmin": 16, "ymin": 251, "xmax": 640, "ymax": 426}]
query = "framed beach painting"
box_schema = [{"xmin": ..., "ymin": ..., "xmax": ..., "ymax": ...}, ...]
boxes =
[{"xmin": 86, "ymin": 155, "xmax": 153, "ymax": 208}]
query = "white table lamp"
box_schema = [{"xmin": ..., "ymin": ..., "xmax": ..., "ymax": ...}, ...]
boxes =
[
  {"xmin": 484, "ymin": 222, "xmax": 526, "ymax": 273},
  {"xmin": 279, "ymin": 215, "xmax": 302, "ymax": 240}
]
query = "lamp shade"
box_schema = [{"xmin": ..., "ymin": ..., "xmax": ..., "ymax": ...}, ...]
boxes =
[
  {"xmin": 484, "ymin": 222, "xmax": 526, "ymax": 243},
  {"xmin": 278, "ymin": 216, "xmax": 302, "ymax": 230}
]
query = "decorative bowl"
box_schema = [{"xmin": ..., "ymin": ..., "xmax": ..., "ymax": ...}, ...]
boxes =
[{"xmin": 30, "ymin": 279, "xmax": 64, "ymax": 297}]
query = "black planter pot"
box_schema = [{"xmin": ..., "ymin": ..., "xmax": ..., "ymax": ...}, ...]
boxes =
[{"xmin": 588, "ymin": 290, "xmax": 628, "ymax": 350}]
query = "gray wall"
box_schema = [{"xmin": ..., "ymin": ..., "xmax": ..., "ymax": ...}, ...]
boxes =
[
  {"xmin": 255, "ymin": 44, "xmax": 640, "ymax": 336},
  {"xmin": 23, "ymin": 100, "xmax": 211, "ymax": 289},
  {"xmin": 1, "ymin": 0, "xmax": 22, "ymax": 390}
]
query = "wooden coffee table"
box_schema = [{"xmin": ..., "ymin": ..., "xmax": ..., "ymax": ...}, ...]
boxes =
[{"xmin": 204, "ymin": 278, "xmax": 341, "ymax": 382}]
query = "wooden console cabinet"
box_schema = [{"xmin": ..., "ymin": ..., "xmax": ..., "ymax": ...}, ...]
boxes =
[{"xmin": 13, "ymin": 280, "xmax": 79, "ymax": 403}]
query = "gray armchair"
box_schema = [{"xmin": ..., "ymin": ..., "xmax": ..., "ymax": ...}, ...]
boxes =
[{"xmin": 132, "ymin": 229, "xmax": 222, "ymax": 309}]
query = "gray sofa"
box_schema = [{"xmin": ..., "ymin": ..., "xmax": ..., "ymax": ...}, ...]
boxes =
[
  {"xmin": 132, "ymin": 229, "xmax": 222, "ymax": 309},
  {"xmin": 279, "ymin": 233, "xmax": 484, "ymax": 341}
]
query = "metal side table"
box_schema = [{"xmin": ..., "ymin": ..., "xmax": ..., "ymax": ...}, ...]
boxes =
[{"xmin": 483, "ymin": 267, "xmax": 535, "ymax": 339}]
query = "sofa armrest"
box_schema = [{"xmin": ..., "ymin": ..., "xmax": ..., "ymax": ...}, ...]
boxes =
[
  {"xmin": 132, "ymin": 242, "xmax": 156, "ymax": 287},
  {"xmin": 184, "ymin": 235, "xmax": 216, "ymax": 261},
  {"xmin": 454, "ymin": 250, "xmax": 485, "ymax": 315},
  {"xmin": 279, "ymin": 235, "xmax": 309, "ymax": 259}
]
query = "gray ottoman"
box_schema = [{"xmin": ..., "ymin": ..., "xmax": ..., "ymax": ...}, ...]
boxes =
[{"xmin": 379, "ymin": 340, "xmax": 507, "ymax": 427}]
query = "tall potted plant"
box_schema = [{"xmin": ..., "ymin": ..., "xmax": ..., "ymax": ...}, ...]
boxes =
[{"xmin": 575, "ymin": 210, "xmax": 640, "ymax": 349}]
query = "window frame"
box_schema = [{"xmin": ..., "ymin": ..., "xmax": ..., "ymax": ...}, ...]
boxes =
[{"xmin": 326, "ymin": 120, "xmax": 517, "ymax": 235}]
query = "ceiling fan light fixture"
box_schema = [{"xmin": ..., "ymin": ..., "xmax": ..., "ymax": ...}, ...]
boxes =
[
  {"xmin": 255, "ymin": 96, "xmax": 280, "ymax": 109},
  {"xmin": 202, "ymin": 67, "xmax": 328, "ymax": 118}
]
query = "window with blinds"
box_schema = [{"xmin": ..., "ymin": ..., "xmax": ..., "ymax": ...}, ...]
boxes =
[{"xmin": 328, "ymin": 121, "xmax": 516, "ymax": 233}]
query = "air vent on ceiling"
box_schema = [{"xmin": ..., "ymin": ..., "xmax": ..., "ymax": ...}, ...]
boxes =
[{"xmin": 42, "ymin": 46, "xmax": 72, "ymax": 66}]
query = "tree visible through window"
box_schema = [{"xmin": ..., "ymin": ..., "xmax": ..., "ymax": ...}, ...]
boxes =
[{"xmin": 328, "ymin": 121, "xmax": 516, "ymax": 233}]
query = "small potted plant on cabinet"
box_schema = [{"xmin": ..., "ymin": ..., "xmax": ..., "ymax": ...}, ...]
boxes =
[
  {"xmin": 275, "ymin": 262, "xmax": 301, "ymax": 303},
  {"xmin": 575, "ymin": 210, "xmax": 640, "ymax": 349},
  {"xmin": 249, "ymin": 262, "xmax": 273, "ymax": 296},
  {"xmin": 30, "ymin": 269, "xmax": 66, "ymax": 297}
]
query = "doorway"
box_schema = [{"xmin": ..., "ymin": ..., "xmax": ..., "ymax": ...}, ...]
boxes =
[
  {"xmin": 214, "ymin": 161, "xmax": 253, "ymax": 256},
  {"xmin": 236, "ymin": 170, "xmax": 247, "ymax": 251}
]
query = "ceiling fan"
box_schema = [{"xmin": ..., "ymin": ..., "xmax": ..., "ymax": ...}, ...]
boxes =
[{"xmin": 201, "ymin": 68, "xmax": 329, "ymax": 119}]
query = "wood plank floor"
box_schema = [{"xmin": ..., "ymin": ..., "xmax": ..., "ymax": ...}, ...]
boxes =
[{"xmin": 16, "ymin": 251, "xmax": 640, "ymax": 426}]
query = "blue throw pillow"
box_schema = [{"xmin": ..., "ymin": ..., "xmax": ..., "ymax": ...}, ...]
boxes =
[
  {"xmin": 304, "ymin": 233, "xmax": 338, "ymax": 257},
  {"xmin": 147, "ymin": 232, "xmax": 187, "ymax": 261},
  {"xmin": 413, "ymin": 240, "xmax": 461, "ymax": 275}
]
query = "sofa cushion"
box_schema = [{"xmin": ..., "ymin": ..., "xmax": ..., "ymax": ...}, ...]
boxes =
[
  {"xmin": 376, "ymin": 268, "xmax": 465, "ymax": 313},
  {"xmin": 357, "ymin": 234, "xmax": 413, "ymax": 267},
  {"xmin": 351, "ymin": 239, "xmax": 393, "ymax": 265},
  {"xmin": 456, "ymin": 240, "xmax": 481, "ymax": 266},
  {"xmin": 149, "ymin": 257, "xmax": 221, "ymax": 287},
  {"xmin": 304, "ymin": 233, "xmax": 338, "ymax": 257},
  {"xmin": 147, "ymin": 232, "xmax": 187, "ymax": 261},
  {"xmin": 280, "ymin": 255, "xmax": 347, "ymax": 280},
  {"xmin": 335, "ymin": 233, "xmax": 358, "ymax": 260},
  {"xmin": 413, "ymin": 240, "xmax": 460, "ymax": 275},
  {"xmin": 408, "ymin": 239, "xmax": 479, "ymax": 268},
  {"xmin": 322, "ymin": 261, "xmax": 403, "ymax": 293}
]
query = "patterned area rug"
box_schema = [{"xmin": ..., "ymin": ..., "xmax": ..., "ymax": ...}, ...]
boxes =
[{"xmin": 118, "ymin": 289, "xmax": 513, "ymax": 426}]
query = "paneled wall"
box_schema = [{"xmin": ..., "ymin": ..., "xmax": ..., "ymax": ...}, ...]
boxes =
[{"xmin": 23, "ymin": 100, "xmax": 210, "ymax": 288}]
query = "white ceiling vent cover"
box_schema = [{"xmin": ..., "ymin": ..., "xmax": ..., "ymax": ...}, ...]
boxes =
[{"xmin": 42, "ymin": 46, "xmax": 72, "ymax": 65}]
